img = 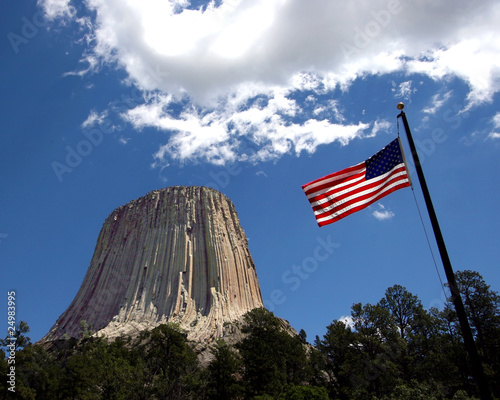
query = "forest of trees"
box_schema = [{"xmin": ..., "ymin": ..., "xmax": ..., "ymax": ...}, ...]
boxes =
[{"xmin": 1, "ymin": 269, "xmax": 499, "ymax": 399}]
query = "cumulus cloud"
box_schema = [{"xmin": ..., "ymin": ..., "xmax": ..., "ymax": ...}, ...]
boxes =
[
  {"xmin": 81, "ymin": 110, "xmax": 108, "ymax": 128},
  {"xmin": 489, "ymin": 113, "xmax": 500, "ymax": 139},
  {"xmin": 123, "ymin": 90, "xmax": 371, "ymax": 165},
  {"xmin": 119, "ymin": 136, "xmax": 131, "ymax": 145},
  {"xmin": 407, "ymin": 36, "xmax": 500, "ymax": 108},
  {"xmin": 372, "ymin": 203, "xmax": 395, "ymax": 221},
  {"xmin": 492, "ymin": 113, "xmax": 500, "ymax": 129},
  {"xmin": 39, "ymin": 0, "xmax": 500, "ymax": 164},
  {"xmin": 41, "ymin": 0, "xmax": 500, "ymax": 101},
  {"xmin": 422, "ymin": 91, "xmax": 453, "ymax": 115},
  {"xmin": 38, "ymin": 0, "xmax": 75, "ymax": 20},
  {"xmin": 370, "ymin": 120, "xmax": 392, "ymax": 137},
  {"xmin": 340, "ymin": 315, "xmax": 355, "ymax": 329},
  {"xmin": 392, "ymin": 81, "xmax": 415, "ymax": 101}
]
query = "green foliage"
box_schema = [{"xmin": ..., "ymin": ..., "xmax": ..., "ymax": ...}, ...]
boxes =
[
  {"xmin": 454, "ymin": 270, "xmax": 500, "ymax": 395},
  {"xmin": 1, "ymin": 320, "xmax": 31, "ymax": 351},
  {"xmin": 7, "ymin": 270, "xmax": 499, "ymax": 399},
  {"xmin": 2, "ymin": 323, "xmax": 204, "ymax": 400},
  {"xmin": 378, "ymin": 284, "xmax": 425, "ymax": 341},
  {"xmin": 0, "ymin": 349, "xmax": 9, "ymax": 396},
  {"xmin": 14, "ymin": 344, "xmax": 62, "ymax": 399},
  {"xmin": 277, "ymin": 385, "xmax": 330, "ymax": 399},
  {"xmin": 140, "ymin": 324, "xmax": 202, "ymax": 399},
  {"xmin": 316, "ymin": 273, "xmax": 500, "ymax": 399},
  {"xmin": 380, "ymin": 380, "xmax": 441, "ymax": 400},
  {"xmin": 452, "ymin": 389, "xmax": 479, "ymax": 400},
  {"xmin": 237, "ymin": 308, "xmax": 312, "ymax": 397},
  {"xmin": 79, "ymin": 320, "xmax": 94, "ymax": 339},
  {"xmin": 206, "ymin": 339, "xmax": 243, "ymax": 399},
  {"xmin": 57, "ymin": 335, "xmax": 142, "ymax": 400}
]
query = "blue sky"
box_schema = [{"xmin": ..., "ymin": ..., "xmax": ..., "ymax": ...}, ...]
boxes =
[{"xmin": 1, "ymin": 0, "xmax": 499, "ymax": 344}]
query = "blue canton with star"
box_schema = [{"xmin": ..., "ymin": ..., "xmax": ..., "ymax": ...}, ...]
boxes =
[{"xmin": 365, "ymin": 139, "xmax": 404, "ymax": 180}]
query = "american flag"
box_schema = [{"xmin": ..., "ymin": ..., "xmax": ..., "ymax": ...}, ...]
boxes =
[{"xmin": 302, "ymin": 138, "xmax": 411, "ymax": 227}]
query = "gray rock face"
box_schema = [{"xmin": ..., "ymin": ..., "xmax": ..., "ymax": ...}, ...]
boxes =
[{"xmin": 42, "ymin": 186, "xmax": 263, "ymax": 343}]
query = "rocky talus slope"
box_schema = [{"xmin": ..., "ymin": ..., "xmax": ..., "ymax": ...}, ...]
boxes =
[{"xmin": 41, "ymin": 186, "xmax": 263, "ymax": 344}]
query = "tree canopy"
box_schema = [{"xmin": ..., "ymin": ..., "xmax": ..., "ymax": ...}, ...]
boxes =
[{"xmin": 2, "ymin": 269, "xmax": 498, "ymax": 399}]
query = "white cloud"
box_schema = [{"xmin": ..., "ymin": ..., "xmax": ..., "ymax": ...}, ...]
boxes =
[
  {"xmin": 372, "ymin": 203, "xmax": 395, "ymax": 221},
  {"xmin": 313, "ymin": 101, "xmax": 344, "ymax": 122},
  {"xmin": 489, "ymin": 113, "xmax": 500, "ymax": 139},
  {"xmin": 422, "ymin": 91, "xmax": 453, "ymax": 115},
  {"xmin": 124, "ymin": 90, "xmax": 371, "ymax": 165},
  {"xmin": 42, "ymin": 0, "xmax": 500, "ymax": 103},
  {"xmin": 407, "ymin": 36, "xmax": 500, "ymax": 108},
  {"xmin": 370, "ymin": 120, "xmax": 391, "ymax": 137},
  {"xmin": 119, "ymin": 136, "xmax": 131, "ymax": 145},
  {"xmin": 340, "ymin": 315, "xmax": 354, "ymax": 329},
  {"xmin": 81, "ymin": 110, "xmax": 108, "ymax": 128},
  {"xmin": 41, "ymin": 0, "xmax": 500, "ymax": 164},
  {"xmin": 493, "ymin": 113, "xmax": 500, "ymax": 129},
  {"xmin": 38, "ymin": 0, "xmax": 75, "ymax": 20},
  {"xmin": 392, "ymin": 80, "xmax": 415, "ymax": 101}
]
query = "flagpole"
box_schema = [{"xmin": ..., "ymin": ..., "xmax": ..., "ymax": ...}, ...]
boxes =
[{"xmin": 396, "ymin": 103, "xmax": 491, "ymax": 400}]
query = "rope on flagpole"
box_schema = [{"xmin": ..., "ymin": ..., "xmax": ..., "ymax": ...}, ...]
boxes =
[
  {"xmin": 410, "ymin": 186, "xmax": 447, "ymax": 297},
  {"xmin": 397, "ymin": 102, "xmax": 492, "ymax": 400},
  {"xmin": 397, "ymin": 112, "xmax": 447, "ymax": 298}
]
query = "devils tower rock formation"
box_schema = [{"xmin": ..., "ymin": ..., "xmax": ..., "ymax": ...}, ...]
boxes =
[{"xmin": 42, "ymin": 186, "xmax": 263, "ymax": 344}]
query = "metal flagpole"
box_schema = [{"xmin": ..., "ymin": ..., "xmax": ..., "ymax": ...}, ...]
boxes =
[{"xmin": 396, "ymin": 102, "xmax": 491, "ymax": 400}]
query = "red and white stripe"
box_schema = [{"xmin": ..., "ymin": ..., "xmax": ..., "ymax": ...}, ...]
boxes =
[{"xmin": 302, "ymin": 162, "xmax": 410, "ymax": 226}]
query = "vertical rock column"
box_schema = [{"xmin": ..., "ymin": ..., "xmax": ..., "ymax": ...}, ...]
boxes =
[{"xmin": 42, "ymin": 186, "xmax": 263, "ymax": 343}]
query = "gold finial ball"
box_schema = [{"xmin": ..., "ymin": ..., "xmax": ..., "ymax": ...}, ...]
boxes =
[{"xmin": 397, "ymin": 102, "xmax": 405, "ymax": 110}]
